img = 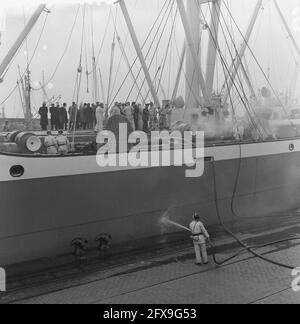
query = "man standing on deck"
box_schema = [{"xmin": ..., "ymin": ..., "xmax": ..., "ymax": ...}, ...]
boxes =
[
  {"xmin": 79, "ymin": 103, "xmax": 86, "ymax": 129},
  {"xmin": 50, "ymin": 103, "xmax": 59, "ymax": 131},
  {"xmin": 85, "ymin": 103, "xmax": 94, "ymax": 129},
  {"xmin": 95, "ymin": 103, "xmax": 106, "ymax": 132},
  {"xmin": 189, "ymin": 213, "xmax": 210, "ymax": 266},
  {"xmin": 133, "ymin": 102, "xmax": 139, "ymax": 130},
  {"xmin": 108, "ymin": 102, "xmax": 121, "ymax": 117},
  {"xmin": 142, "ymin": 105, "xmax": 150, "ymax": 133},
  {"xmin": 149, "ymin": 102, "xmax": 158, "ymax": 131},
  {"xmin": 69, "ymin": 102, "xmax": 78, "ymax": 130},
  {"xmin": 39, "ymin": 102, "xmax": 48, "ymax": 131},
  {"xmin": 124, "ymin": 102, "xmax": 135, "ymax": 131},
  {"xmin": 58, "ymin": 103, "xmax": 68, "ymax": 131}
]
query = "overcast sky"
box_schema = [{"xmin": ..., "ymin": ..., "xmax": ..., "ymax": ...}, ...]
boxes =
[{"xmin": 1, "ymin": 0, "xmax": 300, "ymax": 117}]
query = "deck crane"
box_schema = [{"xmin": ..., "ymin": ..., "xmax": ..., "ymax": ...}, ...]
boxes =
[
  {"xmin": 0, "ymin": 4, "xmax": 49, "ymax": 128},
  {"xmin": 0, "ymin": 5, "xmax": 49, "ymax": 82}
]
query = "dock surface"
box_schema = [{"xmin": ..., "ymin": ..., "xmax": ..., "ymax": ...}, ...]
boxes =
[{"xmin": 1, "ymin": 216, "xmax": 300, "ymax": 304}]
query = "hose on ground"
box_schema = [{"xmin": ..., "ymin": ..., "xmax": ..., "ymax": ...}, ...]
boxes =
[{"xmin": 210, "ymin": 158, "xmax": 299, "ymax": 270}]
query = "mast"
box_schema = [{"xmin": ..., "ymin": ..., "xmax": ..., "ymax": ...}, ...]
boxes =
[
  {"xmin": 171, "ymin": 44, "xmax": 186, "ymax": 102},
  {"xmin": 0, "ymin": 4, "xmax": 48, "ymax": 82},
  {"xmin": 117, "ymin": 0, "xmax": 160, "ymax": 108},
  {"xmin": 205, "ymin": 0, "xmax": 221, "ymax": 99},
  {"xmin": 98, "ymin": 68, "xmax": 106, "ymax": 106},
  {"xmin": 42, "ymin": 70, "xmax": 46, "ymax": 103},
  {"xmin": 223, "ymin": 0, "xmax": 262, "ymax": 104},
  {"xmin": 242, "ymin": 58, "xmax": 258, "ymax": 103},
  {"xmin": 185, "ymin": 0, "xmax": 201, "ymax": 109},
  {"xmin": 177, "ymin": 0, "xmax": 210, "ymax": 107},
  {"xmin": 91, "ymin": 7, "xmax": 98, "ymax": 104},
  {"xmin": 24, "ymin": 69, "xmax": 32, "ymax": 129},
  {"xmin": 92, "ymin": 56, "xmax": 98, "ymax": 103}
]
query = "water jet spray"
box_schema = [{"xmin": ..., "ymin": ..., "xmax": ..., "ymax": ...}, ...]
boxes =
[{"xmin": 160, "ymin": 211, "xmax": 190, "ymax": 232}]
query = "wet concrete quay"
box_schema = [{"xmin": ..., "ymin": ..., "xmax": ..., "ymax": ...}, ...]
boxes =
[{"xmin": 1, "ymin": 216, "xmax": 300, "ymax": 304}]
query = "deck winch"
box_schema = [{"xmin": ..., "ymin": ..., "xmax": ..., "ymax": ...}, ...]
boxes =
[{"xmin": 15, "ymin": 132, "xmax": 42, "ymax": 153}]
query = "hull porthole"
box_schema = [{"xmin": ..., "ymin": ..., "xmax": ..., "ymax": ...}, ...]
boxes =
[
  {"xmin": 10, "ymin": 165, "xmax": 25, "ymax": 178},
  {"xmin": 289, "ymin": 144, "xmax": 295, "ymax": 152}
]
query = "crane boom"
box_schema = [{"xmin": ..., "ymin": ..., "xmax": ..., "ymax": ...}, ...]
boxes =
[{"xmin": 0, "ymin": 4, "xmax": 47, "ymax": 82}]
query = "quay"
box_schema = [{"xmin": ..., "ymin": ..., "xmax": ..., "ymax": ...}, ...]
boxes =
[{"xmin": 1, "ymin": 216, "xmax": 300, "ymax": 304}]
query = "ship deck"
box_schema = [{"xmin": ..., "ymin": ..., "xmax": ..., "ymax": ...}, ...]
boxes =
[{"xmin": 2, "ymin": 215, "xmax": 300, "ymax": 304}]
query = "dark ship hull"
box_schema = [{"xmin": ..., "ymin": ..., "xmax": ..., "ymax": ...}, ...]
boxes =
[{"xmin": 1, "ymin": 138, "xmax": 300, "ymax": 265}]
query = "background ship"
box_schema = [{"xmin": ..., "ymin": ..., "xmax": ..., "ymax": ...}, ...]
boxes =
[{"xmin": 1, "ymin": 0, "xmax": 300, "ymax": 266}]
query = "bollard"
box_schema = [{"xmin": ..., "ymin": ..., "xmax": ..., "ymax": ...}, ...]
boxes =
[
  {"xmin": 71, "ymin": 238, "xmax": 88, "ymax": 261},
  {"xmin": 96, "ymin": 234, "xmax": 112, "ymax": 253}
]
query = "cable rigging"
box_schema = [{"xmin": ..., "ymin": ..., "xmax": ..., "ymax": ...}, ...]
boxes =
[
  {"xmin": 33, "ymin": 4, "xmax": 80, "ymax": 92},
  {"xmin": 109, "ymin": 0, "xmax": 171, "ymax": 107}
]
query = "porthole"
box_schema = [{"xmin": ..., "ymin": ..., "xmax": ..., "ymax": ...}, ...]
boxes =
[
  {"xmin": 289, "ymin": 144, "xmax": 295, "ymax": 152},
  {"xmin": 10, "ymin": 165, "xmax": 25, "ymax": 178}
]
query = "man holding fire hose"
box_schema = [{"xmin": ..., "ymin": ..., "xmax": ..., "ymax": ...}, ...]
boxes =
[{"xmin": 189, "ymin": 213, "xmax": 210, "ymax": 266}]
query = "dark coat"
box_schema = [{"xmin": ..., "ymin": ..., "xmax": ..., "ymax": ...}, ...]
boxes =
[
  {"xmin": 50, "ymin": 106, "xmax": 59, "ymax": 121},
  {"xmin": 58, "ymin": 107, "xmax": 68, "ymax": 124},
  {"xmin": 69, "ymin": 106, "xmax": 78, "ymax": 123},
  {"xmin": 84, "ymin": 106, "xmax": 94, "ymax": 123},
  {"xmin": 39, "ymin": 106, "xmax": 48, "ymax": 126}
]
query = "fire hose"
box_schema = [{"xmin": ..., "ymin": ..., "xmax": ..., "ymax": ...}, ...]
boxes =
[
  {"xmin": 210, "ymin": 157, "xmax": 300, "ymax": 270},
  {"xmin": 165, "ymin": 158, "xmax": 300, "ymax": 269}
]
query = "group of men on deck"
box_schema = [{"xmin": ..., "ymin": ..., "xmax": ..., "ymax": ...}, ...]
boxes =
[
  {"xmin": 38, "ymin": 101, "xmax": 174, "ymax": 133},
  {"xmin": 38, "ymin": 102, "xmax": 102, "ymax": 132},
  {"xmin": 108, "ymin": 101, "xmax": 173, "ymax": 133}
]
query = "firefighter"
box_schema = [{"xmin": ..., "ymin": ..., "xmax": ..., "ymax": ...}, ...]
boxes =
[
  {"xmin": 44, "ymin": 131, "xmax": 58, "ymax": 155},
  {"xmin": 56, "ymin": 130, "xmax": 70, "ymax": 155},
  {"xmin": 189, "ymin": 213, "xmax": 210, "ymax": 266}
]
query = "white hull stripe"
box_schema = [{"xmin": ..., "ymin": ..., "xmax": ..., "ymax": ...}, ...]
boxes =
[{"xmin": 0, "ymin": 139, "xmax": 299, "ymax": 182}]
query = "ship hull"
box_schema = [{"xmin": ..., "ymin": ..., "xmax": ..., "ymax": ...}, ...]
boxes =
[{"xmin": 1, "ymin": 139, "xmax": 300, "ymax": 265}]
